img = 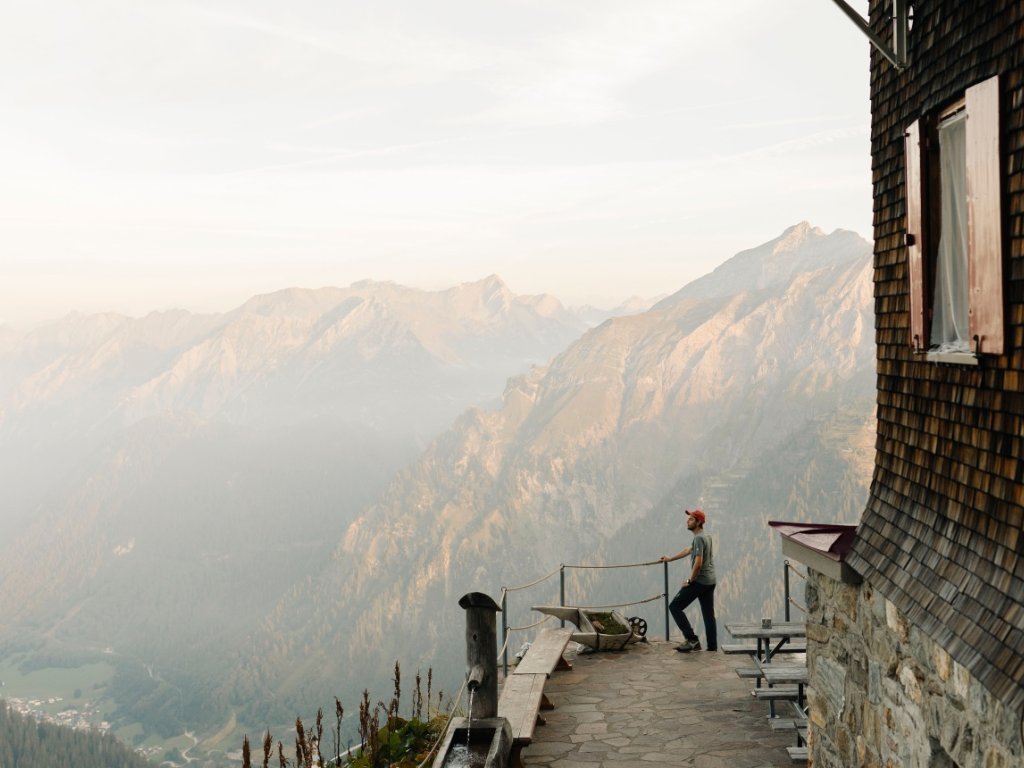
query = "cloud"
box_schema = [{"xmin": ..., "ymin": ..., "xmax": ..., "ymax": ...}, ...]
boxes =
[{"xmin": 734, "ymin": 126, "xmax": 870, "ymax": 159}]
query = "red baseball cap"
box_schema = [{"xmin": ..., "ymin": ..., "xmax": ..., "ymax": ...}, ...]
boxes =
[{"xmin": 686, "ymin": 509, "xmax": 706, "ymax": 525}]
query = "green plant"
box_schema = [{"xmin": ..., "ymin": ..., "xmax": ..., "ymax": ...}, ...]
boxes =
[{"xmin": 241, "ymin": 662, "xmax": 446, "ymax": 768}]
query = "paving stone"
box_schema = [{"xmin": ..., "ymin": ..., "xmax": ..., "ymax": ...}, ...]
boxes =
[{"xmin": 520, "ymin": 640, "xmax": 801, "ymax": 768}]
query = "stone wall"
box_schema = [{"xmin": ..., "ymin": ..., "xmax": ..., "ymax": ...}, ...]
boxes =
[{"xmin": 804, "ymin": 569, "xmax": 1022, "ymax": 768}]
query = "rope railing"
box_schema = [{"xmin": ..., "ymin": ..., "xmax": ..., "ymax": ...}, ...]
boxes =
[
  {"xmin": 500, "ymin": 557, "xmax": 675, "ymax": 675},
  {"xmin": 788, "ymin": 597, "xmax": 808, "ymax": 614},
  {"xmin": 561, "ymin": 558, "xmax": 664, "ymax": 570},
  {"xmin": 559, "ymin": 592, "xmax": 664, "ymax": 611},
  {"xmin": 498, "ymin": 557, "xmax": 800, "ymax": 674},
  {"xmin": 428, "ymin": 554, "xmax": 792, "ymax": 767},
  {"xmin": 503, "ymin": 565, "xmax": 562, "ymax": 592},
  {"xmin": 505, "ymin": 613, "xmax": 557, "ymax": 633},
  {"xmin": 783, "ymin": 559, "xmax": 806, "ymax": 621}
]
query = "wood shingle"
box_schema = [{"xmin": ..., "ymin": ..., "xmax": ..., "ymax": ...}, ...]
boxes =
[{"xmin": 848, "ymin": 1, "xmax": 1024, "ymax": 713}]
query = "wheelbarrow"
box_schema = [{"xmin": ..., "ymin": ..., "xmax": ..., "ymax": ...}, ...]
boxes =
[{"xmin": 531, "ymin": 605, "xmax": 647, "ymax": 651}]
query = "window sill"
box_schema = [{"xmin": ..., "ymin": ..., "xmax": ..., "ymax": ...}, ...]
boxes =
[{"xmin": 924, "ymin": 350, "xmax": 979, "ymax": 366}]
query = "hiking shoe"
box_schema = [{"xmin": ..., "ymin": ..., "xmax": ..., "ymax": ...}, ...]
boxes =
[{"xmin": 675, "ymin": 640, "xmax": 701, "ymax": 653}]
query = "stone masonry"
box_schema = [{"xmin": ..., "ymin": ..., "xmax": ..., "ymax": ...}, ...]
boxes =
[{"xmin": 804, "ymin": 570, "xmax": 1022, "ymax": 768}]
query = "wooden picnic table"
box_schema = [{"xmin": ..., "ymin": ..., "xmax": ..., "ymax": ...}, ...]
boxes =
[
  {"xmin": 724, "ymin": 622, "xmax": 806, "ymax": 663},
  {"xmin": 760, "ymin": 663, "xmax": 809, "ymax": 748},
  {"xmin": 761, "ymin": 662, "xmax": 808, "ymax": 706}
]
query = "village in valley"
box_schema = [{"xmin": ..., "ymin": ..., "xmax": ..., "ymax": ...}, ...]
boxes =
[{"xmin": 2, "ymin": 690, "xmax": 109, "ymax": 733}]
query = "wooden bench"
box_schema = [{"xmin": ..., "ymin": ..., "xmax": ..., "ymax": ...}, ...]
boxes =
[
  {"xmin": 735, "ymin": 667, "xmax": 765, "ymax": 679},
  {"xmin": 512, "ymin": 628, "xmax": 573, "ymax": 676},
  {"xmin": 722, "ymin": 642, "xmax": 760, "ymax": 654},
  {"xmin": 753, "ymin": 685, "xmax": 802, "ymax": 701},
  {"xmin": 769, "ymin": 716, "xmax": 808, "ymax": 732},
  {"xmin": 722, "ymin": 640, "xmax": 807, "ymax": 655},
  {"xmin": 498, "ymin": 628, "xmax": 573, "ymax": 768},
  {"xmin": 737, "ymin": 656, "xmax": 805, "ymax": 691},
  {"xmin": 498, "ymin": 673, "xmax": 551, "ymax": 768}
]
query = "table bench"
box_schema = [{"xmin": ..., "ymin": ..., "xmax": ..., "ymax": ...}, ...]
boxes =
[
  {"xmin": 498, "ymin": 627, "xmax": 573, "ymax": 768},
  {"xmin": 753, "ymin": 685, "xmax": 802, "ymax": 701},
  {"xmin": 769, "ymin": 716, "xmax": 808, "ymax": 732},
  {"xmin": 735, "ymin": 666, "xmax": 765, "ymax": 679},
  {"xmin": 760, "ymin": 664, "xmax": 807, "ymax": 706},
  {"xmin": 723, "ymin": 640, "xmax": 806, "ymax": 655},
  {"xmin": 787, "ymin": 745, "xmax": 808, "ymax": 763}
]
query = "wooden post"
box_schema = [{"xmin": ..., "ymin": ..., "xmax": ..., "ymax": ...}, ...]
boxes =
[{"xmin": 458, "ymin": 592, "xmax": 501, "ymax": 719}]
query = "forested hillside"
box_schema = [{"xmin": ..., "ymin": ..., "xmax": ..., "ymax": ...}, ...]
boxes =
[{"xmin": 0, "ymin": 701, "xmax": 152, "ymax": 768}]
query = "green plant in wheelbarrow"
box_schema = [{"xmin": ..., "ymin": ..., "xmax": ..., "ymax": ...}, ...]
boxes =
[{"xmin": 531, "ymin": 606, "xmax": 647, "ymax": 651}]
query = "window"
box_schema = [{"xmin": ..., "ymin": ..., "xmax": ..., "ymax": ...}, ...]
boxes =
[
  {"xmin": 904, "ymin": 74, "xmax": 1004, "ymax": 359},
  {"xmin": 931, "ymin": 109, "xmax": 968, "ymax": 352}
]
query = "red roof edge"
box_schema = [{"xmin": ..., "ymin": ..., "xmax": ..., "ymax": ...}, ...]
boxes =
[{"xmin": 767, "ymin": 520, "xmax": 858, "ymax": 561}]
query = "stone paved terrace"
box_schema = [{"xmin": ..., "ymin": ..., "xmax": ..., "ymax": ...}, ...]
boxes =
[{"xmin": 513, "ymin": 639, "xmax": 803, "ymax": 768}]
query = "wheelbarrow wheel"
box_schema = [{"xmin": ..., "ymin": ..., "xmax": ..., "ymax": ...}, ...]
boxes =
[{"xmin": 627, "ymin": 617, "xmax": 647, "ymax": 637}]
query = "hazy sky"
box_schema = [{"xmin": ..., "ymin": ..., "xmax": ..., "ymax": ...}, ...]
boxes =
[{"xmin": 1, "ymin": 0, "xmax": 873, "ymax": 327}]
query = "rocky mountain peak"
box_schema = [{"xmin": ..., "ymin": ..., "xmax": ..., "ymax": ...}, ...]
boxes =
[{"xmin": 655, "ymin": 223, "xmax": 870, "ymax": 307}]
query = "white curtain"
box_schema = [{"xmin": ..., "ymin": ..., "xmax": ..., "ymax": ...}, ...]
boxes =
[{"xmin": 930, "ymin": 112, "xmax": 969, "ymax": 352}]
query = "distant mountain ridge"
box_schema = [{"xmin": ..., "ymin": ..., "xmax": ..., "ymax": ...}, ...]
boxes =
[
  {"xmin": 0, "ymin": 275, "xmax": 613, "ymax": 745},
  {"xmin": 1, "ymin": 276, "xmax": 594, "ymax": 430}
]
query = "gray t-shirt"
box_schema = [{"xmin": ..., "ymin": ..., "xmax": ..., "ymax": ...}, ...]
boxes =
[{"xmin": 691, "ymin": 532, "xmax": 716, "ymax": 585}]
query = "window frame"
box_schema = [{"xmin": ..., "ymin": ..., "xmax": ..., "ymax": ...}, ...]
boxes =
[{"xmin": 904, "ymin": 74, "xmax": 1004, "ymax": 361}]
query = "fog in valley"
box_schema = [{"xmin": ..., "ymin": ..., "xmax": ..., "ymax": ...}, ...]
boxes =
[{"xmin": 0, "ymin": 224, "xmax": 876, "ymax": 765}]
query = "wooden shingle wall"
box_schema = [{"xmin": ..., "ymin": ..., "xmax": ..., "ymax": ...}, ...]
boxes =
[{"xmin": 847, "ymin": 0, "xmax": 1024, "ymax": 711}]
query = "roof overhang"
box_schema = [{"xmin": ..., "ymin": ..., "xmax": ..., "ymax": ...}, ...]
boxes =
[{"xmin": 769, "ymin": 521, "xmax": 863, "ymax": 584}]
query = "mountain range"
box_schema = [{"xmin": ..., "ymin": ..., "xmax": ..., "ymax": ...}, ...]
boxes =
[
  {"xmin": 0, "ymin": 222, "xmax": 876, "ymax": 760},
  {"xmin": 219, "ymin": 222, "xmax": 876, "ymax": 740},
  {"xmin": 0, "ymin": 277, "xmax": 622, "ymax": 745}
]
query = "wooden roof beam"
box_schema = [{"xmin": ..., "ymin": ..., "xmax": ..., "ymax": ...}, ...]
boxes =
[{"xmin": 829, "ymin": 0, "xmax": 910, "ymax": 70}]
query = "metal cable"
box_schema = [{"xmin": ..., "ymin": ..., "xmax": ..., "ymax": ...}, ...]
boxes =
[
  {"xmin": 788, "ymin": 597, "xmax": 808, "ymax": 614},
  {"xmin": 503, "ymin": 565, "xmax": 563, "ymax": 592},
  {"xmin": 788, "ymin": 566, "xmax": 807, "ymax": 581}
]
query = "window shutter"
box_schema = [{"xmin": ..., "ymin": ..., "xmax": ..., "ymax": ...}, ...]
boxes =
[
  {"xmin": 966, "ymin": 74, "xmax": 1004, "ymax": 355},
  {"xmin": 904, "ymin": 119, "xmax": 927, "ymax": 350}
]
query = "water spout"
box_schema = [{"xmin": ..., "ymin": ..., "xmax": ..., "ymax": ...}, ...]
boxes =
[{"xmin": 467, "ymin": 664, "xmax": 486, "ymax": 692}]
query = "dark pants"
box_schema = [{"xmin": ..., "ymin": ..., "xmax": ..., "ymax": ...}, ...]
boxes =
[{"xmin": 669, "ymin": 582, "xmax": 717, "ymax": 651}]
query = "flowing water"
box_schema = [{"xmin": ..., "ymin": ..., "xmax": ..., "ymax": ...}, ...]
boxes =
[
  {"xmin": 443, "ymin": 742, "xmax": 489, "ymax": 768},
  {"xmin": 441, "ymin": 688, "xmax": 488, "ymax": 768}
]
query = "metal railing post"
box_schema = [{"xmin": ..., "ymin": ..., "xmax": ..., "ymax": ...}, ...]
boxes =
[
  {"xmin": 559, "ymin": 565, "xmax": 566, "ymax": 627},
  {"xmin": 784, "ymin": 560, "xmax": 791, "ymax": 622},
  {"xmin": 501, "ymin": 589, "xmax": 509, "ymax": 677},
  {"xmin": 663, "ymin": 560, "xmax": 670, "ymax": 641}
]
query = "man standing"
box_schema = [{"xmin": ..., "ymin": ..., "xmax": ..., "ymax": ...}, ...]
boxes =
[{"xmin": 659, "ymin": 509, "xmax": 717, "ymax": 652}]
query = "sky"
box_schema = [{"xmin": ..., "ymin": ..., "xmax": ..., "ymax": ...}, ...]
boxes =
[{"xmin": 0, "ymin": 0, "xmax": 873, "ymax": 328}]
